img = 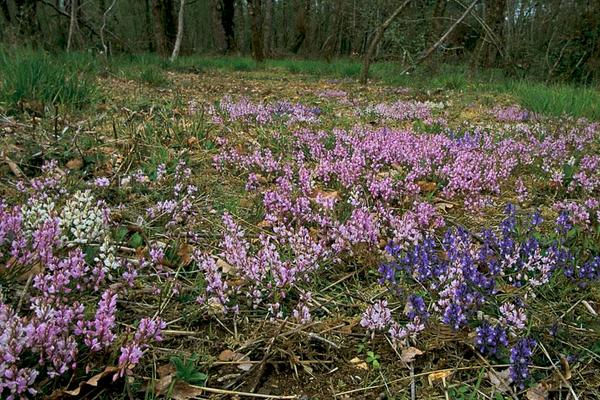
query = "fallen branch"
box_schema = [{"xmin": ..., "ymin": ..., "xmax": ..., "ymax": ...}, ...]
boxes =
[
  {"xmin": 188, "ymin": 385, "xmax": 298, "ymax": 399},
  {"xmin": 402, "ymin": 0, "xmax": 479, "ymax": 74},
  {"xmin": 360, "ymin": 0, "xmax": 412, "ymax": 84}
]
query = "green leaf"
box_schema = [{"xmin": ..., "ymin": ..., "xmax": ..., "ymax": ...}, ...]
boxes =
[
  {"xmin": 371, "ymin": 359, "xmax": 380, "ymax": 369},
  {"xmin": 129, "ymin": 232, "xmax": 143, "ymax": 249}
]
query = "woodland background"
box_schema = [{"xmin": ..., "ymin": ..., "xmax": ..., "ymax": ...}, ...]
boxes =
[{"xmin": 1, "ymin": 0, "xmax": 600, "ymax": 84}]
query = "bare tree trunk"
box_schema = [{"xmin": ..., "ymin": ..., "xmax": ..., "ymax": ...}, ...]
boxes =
[
  {"xmin": 152, "ymin": 0, "xmax": 176, "ymax": 56},
  {"xmin": 100, "ymin": 0, "xmax": 117, "ymax": 60},
  {"xmin": 67, "ymin": 0, "xmax": 78, "ymax": 51},
  {"xmin": 1, "ymin": 0, "xmax": 12, "ymax": 23},
  {"xmin": 170, "ymin": 0, "xmax": 185, "ymax": 61},
  {"xmin": 402, "ymin": 0, "xmax": 479, "ymax": 74},
  {"xmin": 263, "ymin": 0, "xmax": 273, "ymax": 57},
  {"xmin": 360, "ymin": 0, "xmax": 411, "ymax": 85},
  {"xmin": 221, "ymin": 0, "xmax": 235, "ymax": 52},
  {"xmin": 211, "ymin": 0, "xmax": 226, "ymax": 53},
  {"xmin": 15, "ymin": 0, "xmax": 40, "ymax": 41},
  {"xmin": 427, "ymin": 0, "xmax": 447, "ymax": 46},
  {"xmin": 290, "ymin": 0, "xmax": 310, "ymax": 54},
  {"xmin": 145, "ymin": 0, "xmax": 154, "ymax": 51},
  {"xmin": 247, "ymin": 0, "xmax": 264, "ymax": 61},
  {"xmin": 476, "ymin": 0, "xmax": 506, "ymax": 67}
]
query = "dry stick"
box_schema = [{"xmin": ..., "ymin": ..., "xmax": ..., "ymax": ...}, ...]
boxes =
[
  {"xmin": 538, "ymin": 342, "xmax": 579, "ymax": 400},
  {"xmin": 360, "ymin": 0, "xmax": 412, "ymax": 84},
  {"xmin": 188, "ymin": 385, "xmax": 297, "ymax": 399},
  {"xmin": 401, "ymin": 0, "xmax": 479, "ymax": 74}
]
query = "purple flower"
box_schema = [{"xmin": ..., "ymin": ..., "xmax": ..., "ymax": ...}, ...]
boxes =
[
  {"xmin": 499, "ymin": 302, "xmax": 527, "ymax": 331},
  {"xmin": 509, "ymin": 338, "xmax": 536, "ymax": 388},
  {"xmin": 361, "ymin": 300, "xmax": 392, "ymax": 331},
  {"xmin": 475, "ymin": 323, "xmax": 508, "ymax": 356}
]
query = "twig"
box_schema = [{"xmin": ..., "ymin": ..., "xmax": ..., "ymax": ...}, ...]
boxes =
[
  {"xmin": 538, "ymin": 342, "xmax": 579, "ymax": 400},
  {"xmin": 188, "ymin": 385, "xmax": 297, "ymax": 399},
  {"xmin": 16, "ymin": 273, "xmax": 34, "ymax": 314}
]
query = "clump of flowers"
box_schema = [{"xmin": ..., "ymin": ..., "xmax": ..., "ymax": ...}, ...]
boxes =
[
  {"xmin": 0, "ymin": 165, "xmax": 165, "ymax": 398},
  {"xmin": 364, "ymin": 205, "xmax": 593, "ymax": 387},
  {"xmin": 492, "ymin": 105, "xmax": 533, "ymax": 122},
  {"xmin": 204, "ymin": 96, "xmax": 321, "ymax": 126}
]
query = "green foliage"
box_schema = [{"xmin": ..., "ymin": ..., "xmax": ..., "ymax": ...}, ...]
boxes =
[
  {"xmin": 170, "ymin": 354, "xmax": 207, "ymax": 385},
  {"xmin": 366, "ymin": 351, "xmax": 380, "ymax": 369},
  {"xmin": 0, "ymin": 48, "xmax": 98, "ymax": 112},
  {"xmin": 136, "ymin": 66, "xmax": 169, "ymax": 87},
  {"xmin": 501, "ymin": 80, "xmax": 600, "ymax": 120}
]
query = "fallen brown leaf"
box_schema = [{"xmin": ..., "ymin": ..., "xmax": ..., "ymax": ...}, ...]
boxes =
[
  {"xmin": 427, "ymin": 370, "xmax": 452, "ymax": 385},
  {"xmin": 526, "ymin": 382, "xmax": 550, "ymax": 400},
  {"xmin": 66, "ymin": 158, "xmax": 84, "ymax": 170},
  {"xmin": 400, "ymin": 347, "xmax": 423, "ymax": 363}
]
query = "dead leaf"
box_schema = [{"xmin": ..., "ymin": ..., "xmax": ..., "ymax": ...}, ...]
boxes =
[
  {"xmin": 559, "ymin": 355, "xmax": 572, "ymax": 380},
  {"xmin": 187, "ymin": 137, "xmax": 199, "ymax": 146},
  {"xmin": 400, "ymin": 347, "xmax": 423, "ymax": 363},
  {"xmin": 216, "ymin": 258, "xmax": 234, "ymax": 274},
  {"xmin": 66, "ymin": 158, "xmax": 84, "ymax": 170},
  {"xmin": 435, "ymin": 202, "xmax": 454, "ymax": 212},
  {"xmin": 257, "ymin": 220, "xmax": 272, "ymax": 228},
  {"xmin": 526, "ymin": 382, "xmax": 549, "ymax": 400},
  {"xmin": 417, "ymin": 180, "xmax": 437, "ymax": 193},
  {"xmin": 170, "ymin": 381, "xmax": 205, "ymax": 400},
  {"xmin": 427, "ymin": 370, "xmax": 452, "ymax": 385},
  {"xmin": 52, "ymin": 366, "xmax": 119, "ymax": 398},
  {"xmin": 217, "ymin": 349, "xmax": 253, "ymax": 371},
  {"xmin": 487, "ymin": 368, "xmax": 512, "ymax": 394},
  {"xmin": 350, "ymin": 357, "xmax": 369, "ymax": 370},
  {"xmin": 178, "ymin": 244, "xmax": 193, "ymax": 266}
]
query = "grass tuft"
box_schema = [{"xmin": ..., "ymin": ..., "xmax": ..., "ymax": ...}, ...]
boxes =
[{"xmin": 0, "ymin": 48, "xmax": 98, "ymax": 112}]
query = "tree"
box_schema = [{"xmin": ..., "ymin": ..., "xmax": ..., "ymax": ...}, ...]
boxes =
[
  {"xmin": 170, "ymin": 0, "xmax": 186, "ymax": 61},
  {"xmin": 152, "ymin": 0, "xmax": 176, "ymax": 56},
  {"xmin": 403, "ymin": 0, "xmax": 479, "ymax": 73},
  {"xmin": 290, "ymin": 0, "xmax": 310, "ymax": 54},
  {"xmin": 247, "ymin": 0, "xmax": 264, "ymax": 61},
  {"xmin": 15, "ymin": 0, "xmax": 40, "ymax": 39},
  {"xmin": 263, "ymin": 0, "xmax": 273, "ymax": 57},
  {"xmin": 221, "ymin": 0, "xmax": 236, "ymax": 53},
  {"xmin": 360, "ymin": 0, "xmax": 411, "ymax": 85},
  {"xmin": 475, "ymin": 0, "xmax": 506, "ymax": 67},
  {"xmin": 67, "ymin": 0, "xmax": 79, "ymax": 51}
]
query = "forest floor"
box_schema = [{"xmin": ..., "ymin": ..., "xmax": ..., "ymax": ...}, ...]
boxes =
[{"xmin": 1, "ymin": 66, "xmax": 600, "ymax": 400}]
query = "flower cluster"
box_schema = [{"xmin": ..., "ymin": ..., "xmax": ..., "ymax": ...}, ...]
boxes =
[
  {"xmin": 0, "ymin": 172, "xmax": 165, "ymax": 398},
  {"xmin": 492, "ymin": 105, "xmax": 533, "ymax": 122},
  {"xmin": 203, "ymin": 95, "xmax": 321, "ymax": 126}
]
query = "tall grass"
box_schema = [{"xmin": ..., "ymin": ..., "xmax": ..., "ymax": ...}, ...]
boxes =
[
  {"xmin": 501, "ymin": 81, "xmax": 600, "ymax": 120},
  {"xmin": 1, "ymin": 47, "xmax": 598, "ymax": 120},
  {"xmin": 0, "ymin": 49, "xmax": 98, "ymax": 112}
]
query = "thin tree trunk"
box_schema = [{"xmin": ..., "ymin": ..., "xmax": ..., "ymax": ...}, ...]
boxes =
[
  {"xmin": 290, "ymin": 0, "xmax": 310, "ymax": 54},
  {"xmin": 247, "ymin": 0, "xmax": 264, "ymax": 61},
  {"xmin": 101, "ymin": 0, "xmax": 117, "ymax": 60},
  {"xmin": 67, "ymin": 0, "xmax": 78, "ymax": 51},
  {"xmin": 145, "ymin": 0, "xmax": 154, "ymax": 51},
  {"xmin": 263, "ymin": 0, "xmax": 272, "ymax": 57},
  {"xmin": 152, "ymin": 0, "xmax": 176, "ymax": 56},
  {"xmin": 402, "ymin": 0, "xmax": 479, "ymax": 74},
  {"xmin": 476, "ymin": 0, "xmax": 506, "ymax": 67},
  {"xmin": 360, "ymin": 0, "xmax": 411, "ymax": 85},
  {"xmin": 221, "ymin": 0, "xmax": 235, "ymax": 52},
  {"xmin": 170, "ymin": 0, "xmax": 185, "ymax": 61},
  {"xmin": 1, "ymin": 0, "xmax": 12, "ymax": 23},
  {"xmin": 211, "ymin": 0, "xmax": 226, "ymax": 53}
]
